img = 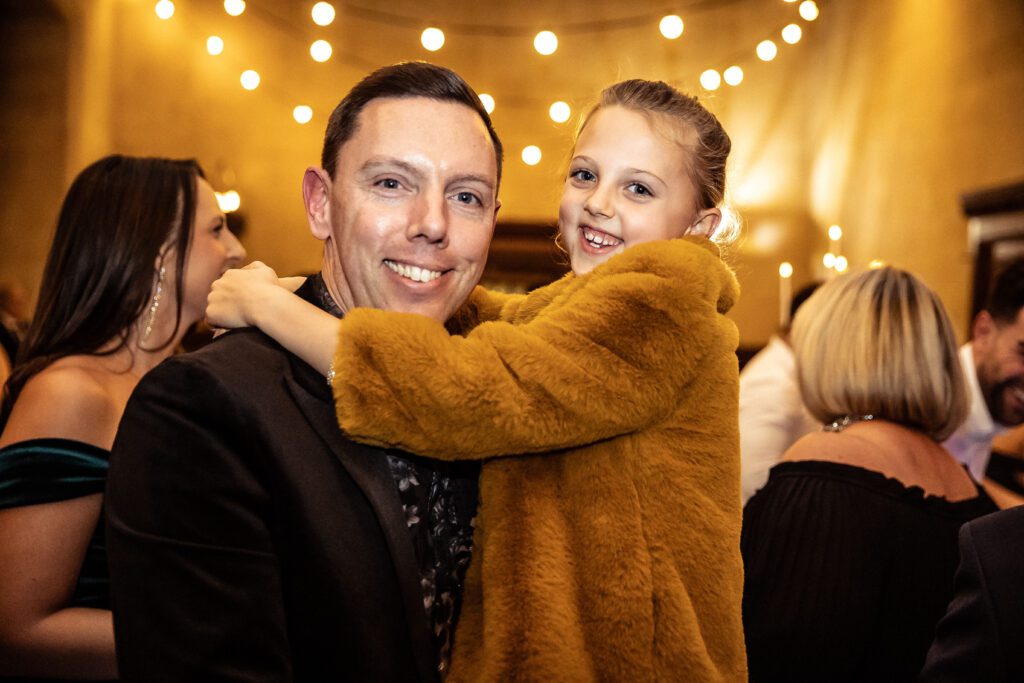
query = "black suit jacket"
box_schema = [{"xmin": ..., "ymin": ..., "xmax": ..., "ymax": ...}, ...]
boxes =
[
  {"xmin": 920, "ymin": 505, "xmax": 1024, "ymax": 682},
  {"xmin": 106, "ymin": 281, "xmax": 464, "ymax": 681}
]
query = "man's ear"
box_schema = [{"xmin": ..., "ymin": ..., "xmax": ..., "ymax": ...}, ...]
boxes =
[
  {"xmin": 972, "ymin": 310, "xmax": 997, "ymax": 359},
  {"xmin": 686, "ymin": 208, "xmax": 721, "ymax": 239},
  {"xmin": 303, "ymin": 167, "xmax": 334, "ymax": 242}
]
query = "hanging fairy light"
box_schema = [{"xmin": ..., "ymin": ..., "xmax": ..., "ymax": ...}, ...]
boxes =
[
  {"xmin": 310, "ymin": 39, "xmax": 333, "ymax": 62},
  {"xmin": 823, "ymin": 252, "xmax": 836, "ymax": 269},
  {"xmin": 828, "ymin": 225, "xmax": 843, "ymax": 241},
  {"xmin": 799, "ymin": 1, "xmax": 819, "ymax": 21},
  {"xmin": 240, "ymin": 70, "xmax": 260, "ymax": 90},
  {"xmin": 311, "ymin": 2, "xmax": 335, "ymax": 26},
  {"xmin": 723, "ymin": 66, "xmax": 744, "ymax": 86},
  {"xmin": 224, "ymin": 0, "xmax": 245, "ymax": 17},
  {"xmin": 659, "ymin": 15, "xmax": 684, "ymax": 40},
  {"xmin": 215, "ymin": 190, "xmax": 241, "ymax": 212},
  {"xmin": 700, "ymin": 69, "xmax": 722, "ymax": 91},
  {"xmin": 206, "ymin": 36, "xmax": 224, "ymax": 55},
  {"xmin": 479, "ymin": 93, "xmax": 495, "ymax": 114},
  {"xmin": 534, "ymin": 31, "xmax": 558, "ymax": 56},
  {"xmin": 154, "ymin": 0, "xmax": 174, "ymax": 20},
  {"xmin": 293, "ymin": 105, "xmax": 313, "ymax": 124},
  {"xmin": 756, "ymin": 39, "xmax": 778, "ymax": 61},
  {"xmin": 782, "ymin": 23, "xmax": 802, "ymax": 44},
  {"xmin": 835, "ymin": 255, "xmax": 849, "ymax": 273},
  {"xmin": 549, "ymin": 101, "xmax": 571, "ymax": 123},
  {"xmin": 421, "ymin": 27, "xmax": 445, "ymax": 51},
  {"xmin": 522, "ymin": 145, "xmax": 542, "ymax": 166}
]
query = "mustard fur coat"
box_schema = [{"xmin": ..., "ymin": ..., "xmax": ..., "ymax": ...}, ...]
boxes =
[{"xmin": 332, "ymin": 237, "xmax": 747, "ymax": 682}]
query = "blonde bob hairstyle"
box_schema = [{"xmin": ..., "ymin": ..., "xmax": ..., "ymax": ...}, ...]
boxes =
[{"xmin": 790, "ymin": 267, "xmax": 968, "ymax": 441}]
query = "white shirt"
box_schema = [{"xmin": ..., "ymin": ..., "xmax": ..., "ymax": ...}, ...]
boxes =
[
  {"xmin": 739, "ymin": 335, "xmax": 820, "ymax": 503},
  {"xmin": 943, "ymin": 343, "xmax": 1007, "ymax": 481}
]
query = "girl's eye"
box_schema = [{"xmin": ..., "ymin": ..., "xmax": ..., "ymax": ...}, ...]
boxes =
[
  {"xmin": 627, "ymin": 182, "xmax": 653, "ymax": 197},
  {"xmin": 570, "ymin": 169, "xmax": 596, "ymax": 183},
  {"xmin": 453, "ymin": 191, "xmax": 481, "ymax": 206}
]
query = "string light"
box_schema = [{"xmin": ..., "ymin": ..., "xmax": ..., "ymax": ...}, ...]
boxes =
[
  {"xmin": 293, "ymin": 105, "xmax": 313, "ymax": 124},
  {"xmin": 521, "ymin": 145, "xmax": 542, "ymax": 166},
  {"xmin": 659, "ymin": 15, "xmax": 684, "ymax": 40},
  {"xmin": 868, "ymin": 259, "xmax": 885, "ymax": 269},
  {"xmin": 549, "ymin": 101, "xmax": 571, "ymax": 123},
  {"xmin": 779, "ymin": 262, "xmax": 794, "ymax": 278},
  {"xmin": 799, "ymin": 1, "xmax": 819, "ymax": 21},
  {"xmin": 823, "ymin": 252, "xmax": 836, "ymax": 269},
  {"xmin": 781, "ymin": 23, "xmax": 802, "ymax": 44},
  {"xmin": 224, "ymin": 0, "xmax": 246, "ymax": 17},
  {"xmin": 828, "ymin": 224, "xmax": 843, "ymax": 240},
  {"xmin": 534, "ymin": 31, "xmax": 558, "ymax": 56},
  {"xmin": 310, "ymin": 39, "xmax": 332, "ymax": 62},
  {"xmin": 311, "ymin": 2, "xmax": 335, "ymax": 27},
  {"xmin": 154, "ymin": 0, "xmax": 174, "ymax": 20},
  {"xmin": 215, "ymin": 190, "xmax": 241, "ymax": 212},
  {"xmin": 723, "ymin": 66, "xmax": 744, "ymax": 86},
  {"xmin": 421, "ymin": 27, "xmax": 445, "ymax": 51},
  {"xmin": 756, "ymin": 39, "xmax": 778, "ymax": 61},
  {"xmin": 240, "ymin": 70, "xmax": 260, "ymax": 90},
  {"xmin": 699, "ymin": 69, "xmax": 722, "ymax": 91},
  {"xmin": 835, "ymin": 255, "xmax": 849, "ymax": 273},
  {"xmin": 206, "ymin": 36, "xmax": 224, "ymax": 56},
  {"xmin": 479, "ymin": 93, "xmax": 495, "ymax": 114}
]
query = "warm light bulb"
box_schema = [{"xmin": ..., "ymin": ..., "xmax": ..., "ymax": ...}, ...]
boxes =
[
  {"xmin": 823, "ymin": 252, "xmax": 836, "ymax": 269},
  {"xmin": 155, "ymin": 0, "xmax": 174, "ymax": 20},
  {"xmin": 534, "ymin": 31, "xmax": 558, "ymax": 56},
  {"xmin": 779, "ymin": 262, "xmax": 794, "ymax": 278},
  {"xmin": 206, "ymin": 36, "xmax": 224, "ymax": 55},
  {"xmin": 421, "ymin": 27, "xmax": 445, "ymax": 51},
  {"xmin": 835, "ymin": 255, "xmax": 849, "ymax": 273},
  {"xmin": 723, "ymin": 66, "xmax": 744, "ymax": 86},
  {"xmin": 310, "ymin": 39, "xmax": 332, "ymax": 62},
  {"xmin": 549, "ymin": 101, "xmax": 571, "ymax": 123},
  {"xmin": 224, "ymin": 0, "xmax": 246, "ymax": 17},
  {"xmin": 700, "ymin": 69, "xmax": 722, "ymax": 91},
  {"xmin": 756, "ymin": 39, "xmax": 778, "ymax": 61},
  {"xmin": 311, "ymin": 2, "xmax": 335, "ymax": 26},
  {"xmin": 240, "ymin": 69, "xmax": 260, "ymax": 90},
  {"xmin": 782, "ymin": 23, "xmax": 802, "ymax": 44},
  {"xmin": 868, "ymin": 259, "xmax": 885, "ymax": 269},
  {"xmin": 799, "ymin": 0, "xmax": 819, "ymax": 21},
  {"xmin": 479, "ymin": 93, "xmax": 495, "ymax": 114},
  {"xmin": 828, "ymin": 224, "xmax": 843, "ymax": 241},
  {"xmin": 521, "ymin": 145, "xmax": 542, "ymax": 166},
  {"xmin": 293, "ymin": 105, "xmax": 313, "ymax": 124},
  {"xmin": 216, "ymin": 190, "xmax": 241, "ymax": 212},
  {"xmin": 659, "ymin": 15, "xmax": 684, "ymax": 40}
]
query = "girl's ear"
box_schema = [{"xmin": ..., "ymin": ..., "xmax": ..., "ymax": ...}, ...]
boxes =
[{"xmin": 687, "ymin": 208, "xmax": 721, "ymax": 238}]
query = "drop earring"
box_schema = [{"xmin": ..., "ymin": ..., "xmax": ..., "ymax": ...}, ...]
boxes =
[{"xmin": 142, "ymin": 265, "xmax": 166, "ymax": 344}]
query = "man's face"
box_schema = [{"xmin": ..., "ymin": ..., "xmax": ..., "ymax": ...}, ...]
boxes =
[
  {"xmin": 315, "ymin": 97, "xmax": 499, "ymax": 323},
  {"xmin": 974, "ymin": 308, "xmax": 1024, "ymax": 426}
]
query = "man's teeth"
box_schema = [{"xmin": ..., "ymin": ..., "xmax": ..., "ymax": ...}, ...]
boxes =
[
  {"xmin": 582, "ymin": 227, "xmax": 622, "ymax": 248},
  {"xmin": 384, "ymin": 259, "xmax": 443, "ymax": 283}
]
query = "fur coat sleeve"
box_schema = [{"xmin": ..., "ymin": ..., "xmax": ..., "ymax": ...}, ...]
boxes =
[{"xmin": 331, "ymin": 237, "xmax": 739, "ymax": 459}]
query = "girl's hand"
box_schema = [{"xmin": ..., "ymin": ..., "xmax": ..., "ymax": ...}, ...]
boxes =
[{"xmin": 207, "ymin": 261, "xmax": 297, "ymax": 329}]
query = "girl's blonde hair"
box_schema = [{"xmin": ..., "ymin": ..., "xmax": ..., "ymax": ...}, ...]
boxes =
[
  {"xmin": 577, "ymin": 79, "xmax": 739, "ymax": 243},
  {"xmin": 791, "ymin": 267, "xmax": 969, "ymax": 441}
]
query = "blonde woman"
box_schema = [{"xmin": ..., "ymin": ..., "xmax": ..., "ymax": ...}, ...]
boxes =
[{"xmin": 741, "ymin": 267, "xmax": 998, "ymax": 682}]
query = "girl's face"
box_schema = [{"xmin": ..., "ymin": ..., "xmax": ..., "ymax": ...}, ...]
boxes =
[{"xmin": 558, "ymin": 105, "xmax": 716, "ymax": 275}]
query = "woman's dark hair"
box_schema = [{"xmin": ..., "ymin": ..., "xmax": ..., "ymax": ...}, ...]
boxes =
[{"xmin": 0, "ymin": 154, "xmax": 203, "ymax": 427}]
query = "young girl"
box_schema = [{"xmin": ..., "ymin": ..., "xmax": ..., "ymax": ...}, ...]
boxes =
[{"xmin": 208, "ymin": 80, "xmax": 746, "ymax": 681}]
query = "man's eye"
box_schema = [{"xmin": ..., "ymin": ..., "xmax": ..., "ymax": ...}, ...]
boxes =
[
  {"xmin": 570, "ymin": 169, "xmax": 596, "ymax": 182},
  {"xmin": 454, "ymin": 191, "xmax": 481, "ymax": 205},
  {"xmin": 377, "ymin": 178, "xmax": 401, "ymax": 190}
]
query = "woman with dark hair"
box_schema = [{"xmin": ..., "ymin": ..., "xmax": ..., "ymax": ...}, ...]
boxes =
[{"xmin": 0, "ymin": 155, "xmax": 245, "ymax": 679}]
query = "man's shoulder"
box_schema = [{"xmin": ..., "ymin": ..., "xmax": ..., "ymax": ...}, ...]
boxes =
[
  {"xmin": 148, "ymin": 328, "xmax": 293, "ymax": 389},
  {"xmin": 967, "ymin": 505, "xmax": 1024, "ymax": 552}
]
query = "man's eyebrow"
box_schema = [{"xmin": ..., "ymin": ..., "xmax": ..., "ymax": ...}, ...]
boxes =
[
  {"xmin": 448, "ymin": 173, "xmax": 495, "ymax": 191},
  {"xmin": 358, "ymin": 157, "xmax": 423, "ymax": 178}
]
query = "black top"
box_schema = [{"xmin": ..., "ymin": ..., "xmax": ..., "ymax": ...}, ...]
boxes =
[
  {"xmin": 0, "ymin": 437, "xmax": 110, "ymax": 608},
  {"xmin": 741, "ymin": 460, "xmax": 997, "ymax": 683}
]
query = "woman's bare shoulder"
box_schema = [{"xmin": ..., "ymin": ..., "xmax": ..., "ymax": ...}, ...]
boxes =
[{"xmin": 1, "ymin": 360, "xmax": 124, "ymax": 449}]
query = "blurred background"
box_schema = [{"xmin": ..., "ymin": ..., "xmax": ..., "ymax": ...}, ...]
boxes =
[{"xmin": 1, "ymin": 0, "xmax": 1022, "ymax": 351}]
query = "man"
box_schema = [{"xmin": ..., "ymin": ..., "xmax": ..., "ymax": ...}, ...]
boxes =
[
  {"xmin": 738, "ymin": 281, "xmax": 821, "ymax": 503},
  {"xmin": 944, "ymin": 260, "xmax": 1024, "ymax": 486},
  {"xmin": 105, "ymin": 62, "xmax": 503, "ymax": 681}
]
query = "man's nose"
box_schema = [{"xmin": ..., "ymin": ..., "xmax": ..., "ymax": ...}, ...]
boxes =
[{"xmin": 407, "ymin": 190, "xmax": 449, "ymax": 246}]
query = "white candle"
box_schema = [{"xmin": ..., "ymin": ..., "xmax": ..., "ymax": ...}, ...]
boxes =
[{"xmin": 778, "ymin": 262, "xmax": 793, "ymax": 327}]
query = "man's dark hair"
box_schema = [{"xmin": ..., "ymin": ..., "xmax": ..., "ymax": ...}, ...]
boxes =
[
  {"xmin": 321, "ymin": 61, "xmax": 503, "ymax": 190},
  {"xmin": 987, "ymin": 259, "xmax": 1024, "ymax": 324}
]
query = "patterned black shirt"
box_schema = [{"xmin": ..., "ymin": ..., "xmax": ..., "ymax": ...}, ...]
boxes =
[{"xmin": 311, "ymin": 274, "xmax": 479, "ymax": 676}]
